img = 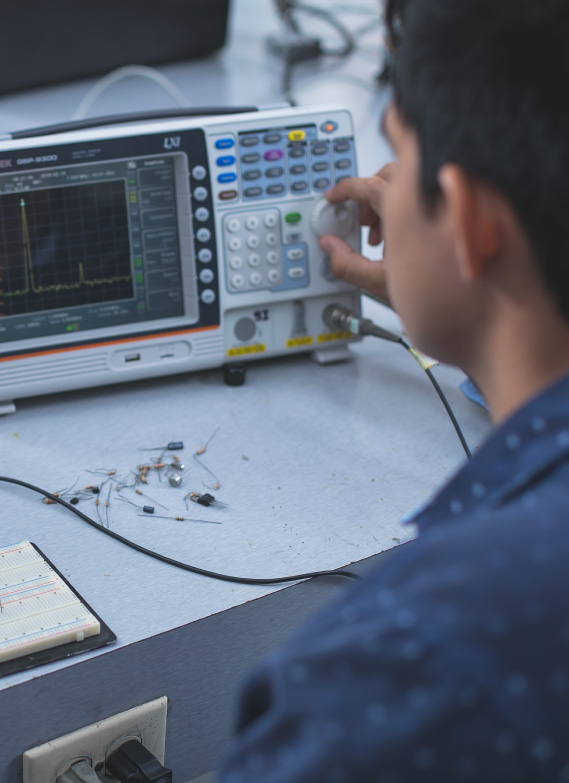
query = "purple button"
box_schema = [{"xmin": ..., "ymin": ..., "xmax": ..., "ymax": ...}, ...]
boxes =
[{"xmin": 264, "ymin": 149, "xmax": 283, "ymax": 162}]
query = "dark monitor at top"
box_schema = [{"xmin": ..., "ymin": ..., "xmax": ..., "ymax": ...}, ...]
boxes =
[{"xmin": 0, "ymin": 0, "xmax": 231, "ymax": 96}]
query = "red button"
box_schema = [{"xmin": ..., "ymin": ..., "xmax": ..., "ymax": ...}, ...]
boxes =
[{"xmin": 219, "ymin": 189, "xmax": 238, "ymax": 200}]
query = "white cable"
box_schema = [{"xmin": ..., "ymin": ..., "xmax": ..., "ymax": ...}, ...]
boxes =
[{"xmin": 72, "ymin": 64, "xmax": 190, "ymax": 120}]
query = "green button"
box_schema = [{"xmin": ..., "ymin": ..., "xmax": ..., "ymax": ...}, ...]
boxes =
[{"xmin": 285, "ymin": 212, "xmax": 302, "ymax": 224}]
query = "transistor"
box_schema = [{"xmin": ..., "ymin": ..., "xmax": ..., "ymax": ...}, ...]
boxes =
[{"xmin": 188, "ymin": 492, "xmax": 227, "ymax": 509}]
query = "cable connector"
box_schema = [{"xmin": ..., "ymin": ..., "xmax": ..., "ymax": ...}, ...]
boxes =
[
  {"xmin": 56, "ymin": 760, "xmax": 100, "ymax": 783},
  {"xmin": 266, "ymin": 32, "xmax": 322, "ymax": 63},
  {"xmin": 106, "ymin": 740, "xmax": 172, "ymax": 783}
]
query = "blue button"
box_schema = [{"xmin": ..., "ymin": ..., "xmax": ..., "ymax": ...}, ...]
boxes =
[
  {"xmin": 216, "ymin": 155, "xmax": 236, "ymax": 167},
  {"xmin": 218, "ymin": 172, "xmax": 237, "ymax": 184},
  {"xmin": 215, "ymin": 138, "xmax": 235, "ymax": 149}
]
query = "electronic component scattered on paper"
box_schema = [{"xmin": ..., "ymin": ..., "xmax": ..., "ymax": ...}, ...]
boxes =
[{"xmin": 0, "ymin": 541, "xmax": 115, "ymax": 674}]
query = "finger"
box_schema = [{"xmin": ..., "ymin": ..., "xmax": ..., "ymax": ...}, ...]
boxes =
[{"xmin": 319, "ymin": 235, "xmax": 390, "ymax": 302}]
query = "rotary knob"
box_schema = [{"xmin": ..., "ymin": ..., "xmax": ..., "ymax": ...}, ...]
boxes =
[{"xmin": 310, "ymin": 197, "xmax": 357, "ymax": 239}]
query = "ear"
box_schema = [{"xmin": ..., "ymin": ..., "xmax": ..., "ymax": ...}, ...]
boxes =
[{"xmin": 438, "ymin": 164, "xmax": 502, "ymax": 282}]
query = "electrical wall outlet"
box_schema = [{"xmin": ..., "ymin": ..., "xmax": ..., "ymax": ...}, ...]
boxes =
[{"xmin": 22, "ymin": 696, "xmax": 168, "ymax": 783}]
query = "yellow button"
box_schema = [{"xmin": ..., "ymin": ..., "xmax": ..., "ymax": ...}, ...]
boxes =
[{"xmin": 288, "ymin": 130, "xmax": 306, "ymax": 142}]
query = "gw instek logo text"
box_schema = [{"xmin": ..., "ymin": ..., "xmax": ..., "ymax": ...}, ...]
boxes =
[{"xmin": 0, "ymin": 159, "xmax": 12, "ymax": 168}]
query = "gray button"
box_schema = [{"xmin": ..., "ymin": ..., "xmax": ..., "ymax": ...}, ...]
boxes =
[
  {"xmin": 312, "ymin": 161, "xmax": 329, "ymax": 172},
  {"xmin": 192, "ymin": 165, "xmax": 207, "ymax": 180},
  {"xmin": 249, "ymin": 271, "xmax": 263, "ymax": 286},
  {"xmin": 231, "ymin": 273, "xmax": 245, "ymax": 288},
  {"xmin": 289, "ymin": 145, "xmax": 305, "ymax": 158},
  {"xmin": 266, "ymin": 166, "xmax": 284, "ymax": 178},
  {"xmin": 264, "ymin": 133, "xmax": 282, "ymax": 144},
  {"xmin": 290, "ymin": 164, "xmax": 306, "ymax": 175},
  {"xmin": 193, "ymin": 187, "xmax": 208, "ymax": 202},
  {"xmin": 242, "ymin": 153, "xmax": 260, "ymax": 164},
  {"xmin": 267, "ymin": 268, "xmax": 280, "ymax": 283},
  {"xmin": 334, "ymin": 140, "xmax": 351, "ymax": 153},
  {"xmin": 291, "ymin": 181, "xmax": 308, "ymax": 192},
  {"xmin": 243, "ymin": 170, "xmax": 261, "ymax": 181},
  {"xmin": 199, "ymin": 268, "xmax": 214, "ymax": 284},
  {"xmin": 195, "ymin": 207, "xmax": 209, "ymax": 222},
  {"xmin": 244, "ymin": 187, "xmax": 262, "ymax": 197},
  {"xmin": 311, "ymin": 142, "xmax": 328, "ymax": 155},
  {"xmin": 229, "ymin": 255, "xmax": 243, "ymax": 270},
  {"xmin": 241, "ymin": 136, "xmax": 260, "ymax": 147},
  {"xmin": 234, "ymin": 317, "xmax": 257, "ymax": 341},
  {"xmin": 198, "ymin": 248, "xmax": 213, "ymax": 263},
  {"xmin": 267, "ymin": 184, "xmax": 285, "ymax": 195},
  {"xmin": 196, "ymin": 227, "xmax": 211, "ymax": 243},
  {"xmin": 288, "ymin": 266, "xmax": 306, "ymax": 279},
  {"xmin": 313, "ymin": 178, "xmax": 331, "ymax": 189},
  {"xmin": 335, "ymin": 158, "xmax": 352, "ymax": 169},
  {"xmin": 201, "ymin": 289, "xmax": 216, "ymax": 304},
  {"xmin": 287, "ymin": 248, "xmax": 305, "ymax": 261}
]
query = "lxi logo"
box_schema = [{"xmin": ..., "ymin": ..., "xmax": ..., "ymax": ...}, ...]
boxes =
[
  {"xmin": 0, "ymin": 159, "xmax": 12, "ymax": 168},
  {"xmin": 164, "ymin": 137, "xmax": 181, "ymax": 150}
]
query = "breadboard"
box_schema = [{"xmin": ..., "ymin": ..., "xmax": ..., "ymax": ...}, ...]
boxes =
[{"xmin": 0, "ymin": 541, "xmax": 101, "ymax": 664}]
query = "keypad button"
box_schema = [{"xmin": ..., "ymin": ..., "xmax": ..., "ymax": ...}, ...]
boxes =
[
  {"xmin": 335, "ymin": 158, "xmax": 352, "ymax": 169},
  {"xmin": 289, "ymin": 145, "xmax": 305, "ymax": 158},
  {"xmin": 219, "ymin": 190, "xmax": 238, "ymax": 200},
  {"xmin": 263, "ymin": 133, "xmax": 282, "ymax": 144},
  {"xmin": 226, "ymin": 217, "xmax": 241, "ymax": 233},
  {"xmin": 266, "ymin": 166, "xmax": 284, "ymax": 178},
  {"xmin": 195, "ymin": 207, "xmax": 210, "ymax": 222},
  {"xmin": 241, "ymin": 135, "xmax": 260, "ymax": 147},
  {"xmin": 313, "ymin": 177, "xmax": 331, "ymax": 189},
  {"xmin": 312, "ymin": 161, "xmax": 329, "ymax": 172},
  {"xmin": 287, "ymin": 248, "xmax": 305, "ymax": 261},
  {"xmin": 243, "ymin": 170, "xmax": 261, "ymax": 181},
  {"xmin": 196, "ymin": 227, "xmax": 211, "ymax": 243},
  {"xmin": 247, "ymin": 234, "xmax": 260, "ymax": 249},
  {"xmin": 242, "ymin": 153, "xmax": 261, "ymax": 164},
  {"xmin": 198, "ymin": 248, "xmax": 213, "ymax": 263},
  {"xmin": 217, "ymin": 155, "xmax": 236, "ymax": 166},
  {"xmin": 245, "ymin": 215, "xmax": 259, "ymax": 230},
  {"xmin": 263, "ymin": 213, "xmax": 278, "ymax": 228},
  {"xmin": 244, "ymin": 187, "xmax": 262, "ymax": 197},
  {"xmin": 288, "ymin": 267, "xmax": 306, "ymax": 279},
  {"xmin": 267, "ymin": 184, "xmax": 285, "ymax": 195},
  {"xmin": 248, "ymin": 253, "xmax": 261, "ymax": 267},
  {"xmin": 291, "ymin": 181, "xmax": 308, "ymax": 192},
  {"xmin": 265, "ymin": 232, "xmax": 278, "ymax": 247},
  {"xmin": 312, "ymin": 142, "xmax": 328, "ymax": 155},
  {"xmin": 249, "ymin": 271, "xmax": 263, "ymax": 286},
  {"xmin": 268, "ymin": 268, "xmax": 280, "ymax": 283},
  {"xmin": 334, "ymin": 140, "xmax": 351, "ymax": 153},
  {"xmin": 290, "ymin": 164, "xmax": 306, "ymax": 175},
  {"xmin": 264, "ymin": 150, "xmax": 283, "ymax": 162},
  {"xmin": 199, "ymin": 268, "xmax": 214, "ymax": 284},
  {"xmin": 231, "ymin": 273, "xmax": 245, "ymax": 288},
  {"xmin": 229, "ymin": 255, "xmax": 243, "ymax": 270},
  {"xmin": 215, "ymin": 138, "xmax": 235, "ymax": 149},
  {"xmin": 266, "ymin": 250, "xmax": 279, "ymax": 265},
  {"xmin": 192, "ymin": 165, "xmax": 207, "ymax": 180},
  {"xmin": 228, "ymin": 237, "xmax": 242, "ymax": 251},
  {"xmin": 218, "ymin": 172, "xmax": 237, "ymax": 184},
  {"xmin": 201, "ymin": 289, "xmax": 216, "ymax": 304},
  {"xmin": 193, "ymin": 186, "xmax": 208, "ymax": 201}
]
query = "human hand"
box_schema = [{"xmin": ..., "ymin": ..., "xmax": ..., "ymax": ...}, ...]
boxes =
[{"xmin": 318, "ymin": 164, "xmax": 396, "ymax": 305}]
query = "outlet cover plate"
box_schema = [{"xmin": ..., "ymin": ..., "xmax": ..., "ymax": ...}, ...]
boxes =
[{"xmin": 22, "ymin": 696, "xmax": 167, "ymax": 783}]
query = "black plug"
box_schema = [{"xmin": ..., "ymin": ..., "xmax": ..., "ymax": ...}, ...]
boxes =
[
  {"xmin": 266, "ymin": 32, "xmax": 322, "ymax": 63},
  {"xmin": 105, "ymin": 740, "xmax": 172, "ymax": 783}
]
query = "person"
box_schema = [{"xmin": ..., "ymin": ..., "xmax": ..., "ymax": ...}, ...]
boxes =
[{"xmin": 219, "ymin": 0, "xmax": 569, "ymax": 780}]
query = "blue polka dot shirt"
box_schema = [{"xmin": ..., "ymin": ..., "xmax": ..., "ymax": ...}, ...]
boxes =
[{"xmin": 219, "ymin": 372, "xmax": 569, "ymax": 782}]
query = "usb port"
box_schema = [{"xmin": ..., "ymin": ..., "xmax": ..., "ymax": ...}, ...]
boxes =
[{"xmin": 125, "ymin": 353, "xmax": 141, "ymax": 363}]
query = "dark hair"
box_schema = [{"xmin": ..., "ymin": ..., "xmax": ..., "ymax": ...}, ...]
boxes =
[{"xmin": 383, "ymin": 0, "xmax": 569, "ymax": 321}]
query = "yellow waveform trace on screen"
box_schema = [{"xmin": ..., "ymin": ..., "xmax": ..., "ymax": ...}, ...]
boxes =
[{"xmin": 3, "ymin": 198, "xmax": 133, "ymax": 298}]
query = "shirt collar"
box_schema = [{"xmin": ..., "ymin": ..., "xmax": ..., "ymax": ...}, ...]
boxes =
[{"xmin": 409, "ymin": 371, "xmax": 569, "ymax": 531}]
